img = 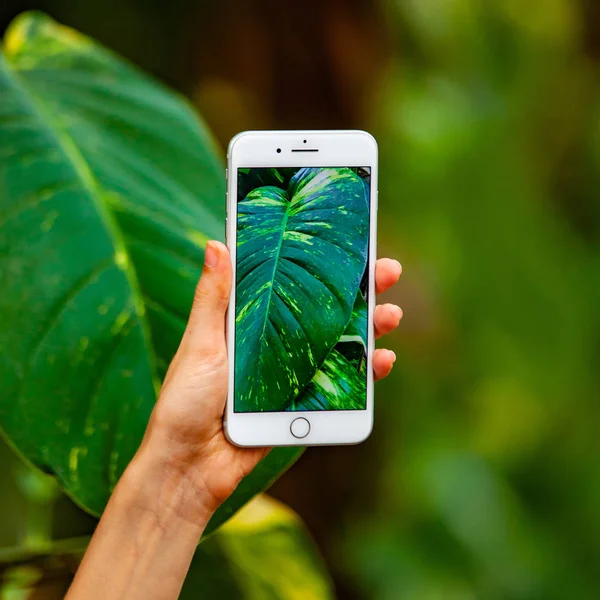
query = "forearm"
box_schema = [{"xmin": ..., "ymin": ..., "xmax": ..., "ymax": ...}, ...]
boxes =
[{"xmin": 67, "ymin": 436, "xmax": 210, "ymax": 600}]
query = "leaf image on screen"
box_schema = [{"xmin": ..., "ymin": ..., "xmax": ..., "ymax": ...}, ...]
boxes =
[{"xmin": 235, "ymin": 167, "xmax": 370, "ymax": 412}]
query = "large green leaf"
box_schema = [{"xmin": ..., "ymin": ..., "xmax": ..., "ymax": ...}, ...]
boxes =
[
  {"xmin": 0, "ymin": 12, "xmax": 302, "ymax": 530},
  {"xmin": 235, "ymin": 167, "xmax": 369, "ymax": 412}
]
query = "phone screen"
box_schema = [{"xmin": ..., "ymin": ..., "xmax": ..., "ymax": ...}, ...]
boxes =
[{"xmin": 234, "ymin": 167, "xmax": 370, "ymax": 413}]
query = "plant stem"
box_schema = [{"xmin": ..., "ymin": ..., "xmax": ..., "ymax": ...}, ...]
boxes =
[{"xmin": 14, "ymin": 465, "xmax": 61, "ymax": 552}]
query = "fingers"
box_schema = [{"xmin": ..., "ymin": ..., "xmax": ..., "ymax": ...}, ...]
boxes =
[
  {"xmin": 374, "ymin": 303, "xmax": 402, "ymax": 338},
  {"xmin": 373, "ymin": 349, "xmax": 396, "ymax": 381},
  {"xmin": 375, "ymin": 258, "xmax": 402, "ymax": 294},
  {"xmin": 373, "ymin": 258, "xmax": 402, "ymax": 381},
  {"xmin": 182, "ymin": 240, "xmax": 232, "ymax": 355}
]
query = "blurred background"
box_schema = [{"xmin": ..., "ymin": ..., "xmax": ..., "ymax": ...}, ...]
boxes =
[{"xmin": 2, "ymin": 0, "xmax": 600, "ymax": 598}]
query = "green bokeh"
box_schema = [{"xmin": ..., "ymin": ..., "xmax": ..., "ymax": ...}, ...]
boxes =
[{"xmin": 353, "ymin": 2, "xmax": 600, "ymax": 598}]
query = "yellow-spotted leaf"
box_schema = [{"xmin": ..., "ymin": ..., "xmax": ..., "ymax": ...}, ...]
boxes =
[
  {"xmin": 235, "ymin": 168, "xmax": 369, "ymax": 412},
  {"xmin": 0, "ymin": 12, "xmax": 302, "ymax": 531},
  {"xmin": 183, "ymin": 495, "xmax": 335, "ymax": 599},
  {"xmin": 288, "ymin": 291, "xmax": 368, "ymax": 412},
  {"xmin": 339, "ymin": 292, "xmax": 368, "ymax": 347},
  {"xmin": 287, "ymin": 347, "xmax": 367, "ymax": 411}
]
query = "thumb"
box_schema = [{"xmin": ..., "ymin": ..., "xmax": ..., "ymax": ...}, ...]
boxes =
[{"xmin": 184, "ymin": 240, "xmax": 232, "ymax": 354}]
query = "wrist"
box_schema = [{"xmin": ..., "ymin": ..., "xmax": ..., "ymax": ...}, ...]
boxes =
[
  {"xmin": 116, "ymin": 433, "xmax": 214, "ymax": 535},
  {"xmin": 67, "ymin": 433, "xmax": 209, "ymax": 600}
]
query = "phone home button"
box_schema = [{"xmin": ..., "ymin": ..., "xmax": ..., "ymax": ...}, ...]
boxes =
[{"xmin": 290, "ymin": 417, "xmax": 311, "ymax": 439}]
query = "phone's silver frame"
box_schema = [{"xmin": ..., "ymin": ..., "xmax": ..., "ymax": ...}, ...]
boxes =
[{"xmin": 225, "ymin": 130, "xmax": 378, "ymax": 447}]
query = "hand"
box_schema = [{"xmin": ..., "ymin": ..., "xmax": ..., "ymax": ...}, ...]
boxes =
[
  {"xmin": 143, "ymin": 241, "xmax": 403, "ymax": 522},
  {"xmin": 67, "ymin": 241, "xmax": 403, "ymax": 600}
]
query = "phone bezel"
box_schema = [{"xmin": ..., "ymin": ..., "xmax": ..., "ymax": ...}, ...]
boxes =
[{"xmin": 225, "ymin": 130, "xmax": 378, "ymax": 446}]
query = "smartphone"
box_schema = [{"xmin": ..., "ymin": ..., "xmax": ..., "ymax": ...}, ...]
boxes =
[{"xmin": 224, "ymin": 130, "xmax": 377, "ymax": 446}]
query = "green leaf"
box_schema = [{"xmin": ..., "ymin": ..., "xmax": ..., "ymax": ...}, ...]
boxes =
[
  {"xmin": 287, "ymin": 291, "xmax": 368, "ymax": 412},
  {"xmin": 237, "ymin": 167, "xmax": 297, "ymax": 199},
  {"xmin": 235, "ymin": 167, "xmax": 369, "ymax": 412},
  {"xmin": 339, "ymin": 292, "xmax": 368, "ymax": 347},
  {"xmin": 335, "ymin": 291, "xmax": 368, "ymax": 368},
  {"xmin": 184, "ymin": 496, "xmax": 335, "ymax": 600},
  {"xmin": 205, "ymin": 447, "xmax": 302, "ymax": 535},
  {"xmin": 287, "ymin": 346, "xmax": 367, "ymax": 411},
  {"xmin": 0, "ymin": 12, "xmax": 301, "ymax": 531}
]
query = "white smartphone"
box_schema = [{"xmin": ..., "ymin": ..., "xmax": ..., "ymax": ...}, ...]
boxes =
[{"xmin": 224, "ymin": 130, "xmax": 378, "ymax": 447}]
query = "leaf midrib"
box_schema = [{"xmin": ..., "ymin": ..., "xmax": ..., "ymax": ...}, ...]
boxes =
[
  {"xmin": 257, "ymin": 191, "xmax": 292, "ymax": 345},
  {"xmin": 1, "ymin": 54, "xmax": 159, "ymax": 390}
]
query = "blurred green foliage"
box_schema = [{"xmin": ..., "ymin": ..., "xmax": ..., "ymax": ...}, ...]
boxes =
[
  {"xmin": 1, "ymin": 0, "xmax": 599, "ymax": 598},
  {"xmin": 352, "ymin": 1, "xmax": 600, "ymax": 598}
]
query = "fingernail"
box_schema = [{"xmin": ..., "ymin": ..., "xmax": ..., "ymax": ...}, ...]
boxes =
[
  {"xmin": 204, "ymin": 241, "xmax": 220, "ymax": 269},
  {"xmin": 393, "ymin": 305, "xmax": 403, "ymax": 319},
  {"xmin": 393, "ymin": 260, "xmax": 402, "ymax": 272},
  {"xmin": 389, "ymin": 350, "xmax": 397, "ymax": 363}
]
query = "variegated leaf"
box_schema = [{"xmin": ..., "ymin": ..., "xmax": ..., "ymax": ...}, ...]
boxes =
[
  {"xmin": 235, "ymin": 167, "xmax": 369, "ymax": 412},
  {"xmin": 0, "ymin": 12, "xmax": 303, "ymax": 535},
  {"xmin": 339, "ymin": 292, "xmax": 367, "ymax": 347},
  {"xmin": 287, "ymin": 346, "xmax": 367, "ymax": 411}
]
